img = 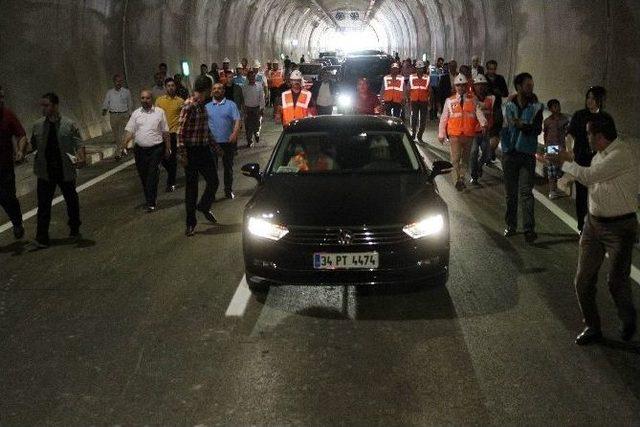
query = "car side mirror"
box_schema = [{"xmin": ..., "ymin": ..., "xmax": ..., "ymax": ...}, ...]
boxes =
[
  {"xmin": 430, "ymin": 160, "xmax": 453, "ymax": 179},
  {"xmin": 242, "ymin": 163, "xmax": 262, "ymax": 182}
]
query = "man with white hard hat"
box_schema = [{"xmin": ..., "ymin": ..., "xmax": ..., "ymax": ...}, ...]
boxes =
[
  {"xmin": 220, "ymin": 57, "xmax": 231, "ymax": 78},
  {"xmin": 278, "ymin": 70, "xmax": 313, "ymax": 128},
  {"xmin": 409, "ymin": 60, "xmax": 431, "ymax": 143},
  {"xmin": 381, "ymin": 63, "xmax": 405, "ymax": 119},
  {"xmin": 438, "ymin": 73, "xmax": 487, "ymax": 191},
  {"xmin": 469, "ymin": 73, "xmax": 502, "ymax": 186}
]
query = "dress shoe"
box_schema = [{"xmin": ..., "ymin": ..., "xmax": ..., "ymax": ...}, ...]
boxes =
[
  {"xmin": 13, "ymin": 224, "xmax": 25, "ymax": 240},
  {"xmin": 575, "ymin": 327, "xmax": 602, "ymax": 345},
  {"xmin": 199, "ymin": 209, "xmax": 218, "ymax": 224},
  {"xmin": 524, "ymin": 230, "xmax": 538, "ymax": 243},
  {"xmin": 146, "ymin": 205, "xmax": 156, "ymax": 213},
  {"xmin": 225, "ymin": 191, "xmax": 235, "ymax": 200},
  {"xmin": 454, "ymin": 180, "xmax": 466, "ymax": 192},
  {"xmin": 185, "ymin": 226, "xmax": 196, "ymax": 237},
  {"xmin": 166, "ymin": 185, "xmax": 176, "ymax": 193},
  {"xmin": 417, "ymin": 138, "xmax": 426, "ymax": 145},
  {"xmin": 504, "ymin": 228, "xmax": 517, "ymax": 238},
  {"xmin": 69, "ymin": 228, "xmax": 81, "ymax": 239},
  {"xmin": 621, "ymin": 322, "xmax": 637, "ymax": 342},
  {"xmin": 34, "ymin": 237, "xmax": 50, "ymax": 249}
]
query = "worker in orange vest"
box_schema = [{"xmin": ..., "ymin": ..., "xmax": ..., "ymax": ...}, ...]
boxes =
[
  {"xmin": 438, "ymin": 73, "xmax": 487, "ymax": 191},
  {"xmin": 278, "ymin": 70, "xmax": 313, "ymax": 128},
  {"xmin": 409, "ymin": 60, "xmax": 431, "ymax": 143},
  {"xmin": 381, "ymin": 63, "xmax": 405, "ymax": 119},
  {"xmin": 268, "ymin": 60, "xmax": 285, "ymax": 111}
]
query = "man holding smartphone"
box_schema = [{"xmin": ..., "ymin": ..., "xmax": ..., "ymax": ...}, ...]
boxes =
[{"xmin": 543, "ymin": 99, "xmax": 569, "ymax": 199}]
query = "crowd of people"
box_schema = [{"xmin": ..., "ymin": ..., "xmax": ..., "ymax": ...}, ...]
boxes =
[{"xmin": 0, "ymin": 51, "xmax": 637, "ymax": 344}]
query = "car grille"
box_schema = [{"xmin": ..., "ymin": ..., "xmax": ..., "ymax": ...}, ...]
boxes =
[{"xmin": 283, "ymin": 225, "xmax": 411, "ymax": 246}]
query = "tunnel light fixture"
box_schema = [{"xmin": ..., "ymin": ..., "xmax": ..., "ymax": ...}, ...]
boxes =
[
  {"xmin": 280, "ymin": 53, "xmax": 285, "ymax": 60},
  {"xmin": 422, "ymin": 53, "xmax": 427, "ymax": 62},
  {"xmin": 292, "ymin": 39, "xmax": 299, "ymax": 47},
  {"xmin": 181, "ymin": 61, "xmax": 190, "ymax": 77}
]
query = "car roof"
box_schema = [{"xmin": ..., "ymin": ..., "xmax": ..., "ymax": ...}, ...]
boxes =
[{"xmin": 284, "ymin": 115, "xmax": 407, "ymax": 133}]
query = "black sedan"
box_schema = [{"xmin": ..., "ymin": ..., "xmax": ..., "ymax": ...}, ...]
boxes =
[{"xmin": 241, "ymin": 115, "xmax": 452, "ymax": 293}]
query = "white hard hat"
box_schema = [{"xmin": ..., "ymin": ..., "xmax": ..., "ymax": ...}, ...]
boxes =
[
  {"xmin": 223, "ymin": 57, "xmax": 230, "ymax": 63},
  {"xmin": 473, "ymin": 74, "xmax": 488, "ymax": 84},
  {"xmin": 454, "ymin": 73, "xmax": 468, "ymax": 85},
  {"xmin": 416, "ymin": 60, "xmax": 425, "ymax": 69},
  {"xmin": 236, "ymin": 63, "xmax": 243, "ymax": 69},
  {"xmin": 290, "ymin": 70, "xmax": 303, "ymax": 80},
  {"xmin": 391, "ymin": 63, "xmax": 400, "ymax": 69},
  {"xmin": 272, "ymin": 59, "xmax": 280, "ymax": 64},
  {"xmin": 253, "ymin": 60, "xmax": 261, "ymax": 68}
]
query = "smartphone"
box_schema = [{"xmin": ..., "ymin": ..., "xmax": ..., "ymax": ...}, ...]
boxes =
[{"xmin": 546, "ymin": 145, "xmax": 560, "ymax": 154}]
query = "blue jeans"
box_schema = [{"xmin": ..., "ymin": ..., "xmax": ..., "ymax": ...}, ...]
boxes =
[{"xmin": 470, "ymin": 135, "xmax": 490, "ymax": 179}]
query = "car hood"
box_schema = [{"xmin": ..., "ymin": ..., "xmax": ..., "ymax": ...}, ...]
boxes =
[{"xmin": 247, "ymin": 173, "xmax": 445, "ymax": 227}]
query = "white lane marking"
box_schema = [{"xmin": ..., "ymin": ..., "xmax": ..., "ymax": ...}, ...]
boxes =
[
  {"xmin": 225, "ymin": 275, "xmax": 252, "ymax": 317},
  {"xmin": 0, "ymin": 159, "xmax": 135, "ymax": 234},
  {"xmin": 421, "ymin": 142, "xmax": 640, "ymax": 285}
]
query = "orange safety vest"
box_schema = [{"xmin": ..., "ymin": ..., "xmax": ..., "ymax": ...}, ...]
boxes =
[
  {"xmin": 383, "ymin": 75, "xmax": 404, "ymax": 103},
  {"xmin": 409, "ymin": 74, "xmax": 430, "ymax": 102},
  {"xmin": 281, "ymin": 89, "xmax": 312, "ymax": 127},
  {"xmin": 290, "ymin": 152, "xmax": 332, "ymax": 172},
  {"xmin": 445, "ymin": 93, "xmax": 481, "ymax": 137},
  {"xmin": 269, "ymin": 70, "xmax": 284, "ymax": 88},
  {"xmin": 475, "ymin": 95, "xmax": 496, "ymax": 133}
]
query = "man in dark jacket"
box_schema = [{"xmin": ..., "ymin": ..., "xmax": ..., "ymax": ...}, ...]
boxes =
[
  {"xmin": 30, "ymin": 93, "xmax": 84, "ymax": 248},
  {"xmin": 311, "ymin": 71, "xmax": 336, "ymax": 115}
]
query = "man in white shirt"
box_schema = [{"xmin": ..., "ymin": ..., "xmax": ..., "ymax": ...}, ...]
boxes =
[
  {"xmin": 122, "ymin": 90, "xmax": 170, "ymax": 212},
  {"xmin": 313, "ymin": 70, "xmax": 335, "ymax": 116},
  {"xmin": 102, "ymin": 74, "xmax": 132, "ymax": 160},
  {"xmin": 549, "ymin": 114, "xmax": 638, "ymax": 345},
  {"xmin": 241, "ymin": 71, "xmax": 265, "ymax": 147}
]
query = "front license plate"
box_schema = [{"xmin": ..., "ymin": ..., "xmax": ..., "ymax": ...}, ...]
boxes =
[{"xmin": 313, "ymin": 252, "xmax": 379, "ymax": 270}]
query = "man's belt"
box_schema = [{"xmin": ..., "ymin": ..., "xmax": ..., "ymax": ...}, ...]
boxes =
[{"xmin": 590, "ymin": 212, "xmax": 637, "ymax": 223}]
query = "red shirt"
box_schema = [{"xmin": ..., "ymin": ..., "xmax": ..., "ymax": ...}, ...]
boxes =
[
  {"xmin": 356, "ymin": 92, "xmax": 381, "ymax": 115},
  {"xmin": 0, "ymin": 107, "xmax": 26, "ymax": 169}
]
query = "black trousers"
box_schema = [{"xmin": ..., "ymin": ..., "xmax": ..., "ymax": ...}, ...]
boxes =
[
  {"xmin": 317, "ymin": 105, "xmax": 334, "ymax": 115},
  {"xmin": 410, "ymin": 101, "xmax": 428, "ymax": 138},
  {"xmin": 575, "ymin": 182, "xmax": 589, "ymax": 232},
  {"xmin": 36, "ymin": 177, "xmax": 80, "ymax": 240},
  {"xmin": 575, "ymin": 215, "xmax": 637, "ymax": 329},
  {"xmin": 244, "ymin": 107, "xmax": 262, "ymax": 145},
  {"xmin": 0, "ymin": 167, "xmax": 23, "ymax": 227},
  {"xmin": 385, "ymin": 102, "xmax": 403, "ymax": 119},
  {"xmin": 269, "ymin": 87, "xmax": 281, "ymax": 108},
  {"xmin": 185, "ymin": 145, "xmax": 219, "ymax": 227},
  {"xmin": 502, "ymin": 152, "xmax": 536, "ymax": 232},
  {"xmin": 134, "ymin": 144, "xmax": 163, "ymax": 207},
  {"xmin": 219, "ymin": 143, "xmax": 236, "ymax": 193},
  {"xmin": 161, "ymin": 133, "xmax": 178, "ymax": 188}
]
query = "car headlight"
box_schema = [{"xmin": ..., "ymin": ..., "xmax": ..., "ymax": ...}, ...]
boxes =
[
  {"xmin": 338, "ymin": 94, "xmax": 352, "ymax": 107},
  {"xmin": 403, "ymin": 214, "xmax": 445, "ymax": 239},
  {"xmin": 247, "ymin": 217, "xmax": 289, "ymax": 241}
]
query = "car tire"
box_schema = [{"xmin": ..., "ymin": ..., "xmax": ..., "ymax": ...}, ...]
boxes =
[{"xmin": 247, "ymin": 275, "xmax": 270, "ymax": 294}]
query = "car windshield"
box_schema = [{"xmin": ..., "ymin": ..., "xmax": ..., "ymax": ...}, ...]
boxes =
[{"xmin": 270, "ymin": 131, "xmax": 421, "ymax": 175}]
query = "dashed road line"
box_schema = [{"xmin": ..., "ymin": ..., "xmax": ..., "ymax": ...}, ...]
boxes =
[
  {"xmin": 225, "ymin": 275, "xmax": 252, "ymax": 317},
  {"xmin": 0, "ymin": 159, "xmax": 136, "ymax": 235}
]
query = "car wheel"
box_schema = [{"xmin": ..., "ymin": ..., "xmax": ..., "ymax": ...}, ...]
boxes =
[{"xmin": 247, "ymin": 275, "xmax": 270, "ymax": 294}]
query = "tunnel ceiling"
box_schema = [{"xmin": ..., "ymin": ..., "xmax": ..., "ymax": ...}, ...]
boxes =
[{"xmin": 2, "ymin": 0, "xmax": 640, "ymax": 141}]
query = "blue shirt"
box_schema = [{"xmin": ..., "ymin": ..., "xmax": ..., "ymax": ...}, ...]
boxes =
[
  {"xmin": 232, "ymin": 75, "xmax": 247, "ymax": 86},
  {"xmin": 205, "ymin": 98, "xmax": 240, "ymax": 144}
]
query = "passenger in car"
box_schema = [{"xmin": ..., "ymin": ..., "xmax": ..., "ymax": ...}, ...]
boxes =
[
  {"xmin": 287, "ymin": 141, "xmax": 337, "ymax": 172},
  {"xmin": 363, "ymin": 136, "xmax": 402, "ymax": 170}
]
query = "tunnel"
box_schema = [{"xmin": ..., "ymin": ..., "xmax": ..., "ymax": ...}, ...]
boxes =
[{"xmin": 2, "ymin": 0, "xmax": 640, "ymax": 144}]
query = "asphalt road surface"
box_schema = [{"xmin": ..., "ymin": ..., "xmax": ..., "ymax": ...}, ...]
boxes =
[{"xmin": 1, "ymin": 115, "xmax": 639, "ymax": 426}]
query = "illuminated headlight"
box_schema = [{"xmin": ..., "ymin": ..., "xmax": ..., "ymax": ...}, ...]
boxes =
[
  {"xmin": 247, "ymin": 217, "xmax": 289, "ymax": 241},
  {"xmin": 403, "ymin": 214, "xmax": 445, "ymax": 239},
  {"xmin": 338, "ymin": 94, "xmax": 353, "ymax": 107}
]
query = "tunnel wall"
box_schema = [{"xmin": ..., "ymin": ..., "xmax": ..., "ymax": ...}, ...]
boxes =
[{"xmin": 1, "ymin": 0, "xmax": 640, "ymax": 141}]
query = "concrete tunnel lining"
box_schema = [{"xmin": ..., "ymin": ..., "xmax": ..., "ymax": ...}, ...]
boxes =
[{"xmin": 1, "ymin": 0, "xmax": 639, "ymax": 144}]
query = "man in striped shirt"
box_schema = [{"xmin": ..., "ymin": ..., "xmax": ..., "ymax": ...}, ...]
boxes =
[{"xmin": 177, "ymin": 75, "xmax": 218, "ymax": 236}]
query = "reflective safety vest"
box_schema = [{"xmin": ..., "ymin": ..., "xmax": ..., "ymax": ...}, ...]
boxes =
[
  {"xmin": 383, "ymin": 75, "xmax": 404, "ymax": 103},
  {"xmin": 444, "ymin": 93, "xmax": 481, "ymax": 137},
  {"xmin": 269, "ymin": 70, "xmax": 284, "ymax": 88},
  {"xmin": 475, "ymin": 95, "xmax": 496, "ymax": 133},
  {"xmin": 281, "ymin": 89, "xmax": 312, "ymax": 127},
  {"xmin": 409, "ymin": 74, "xmax": 430, "ymax": 102}
]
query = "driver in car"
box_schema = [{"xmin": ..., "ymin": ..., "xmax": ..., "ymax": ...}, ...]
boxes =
[
  {"xmin": 288, "ymin": 141, "xmax": 336, "ymax": 172},
  {"xmin": 364, "ymin": 136, "xmax": 402, "ymax": 170}
]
